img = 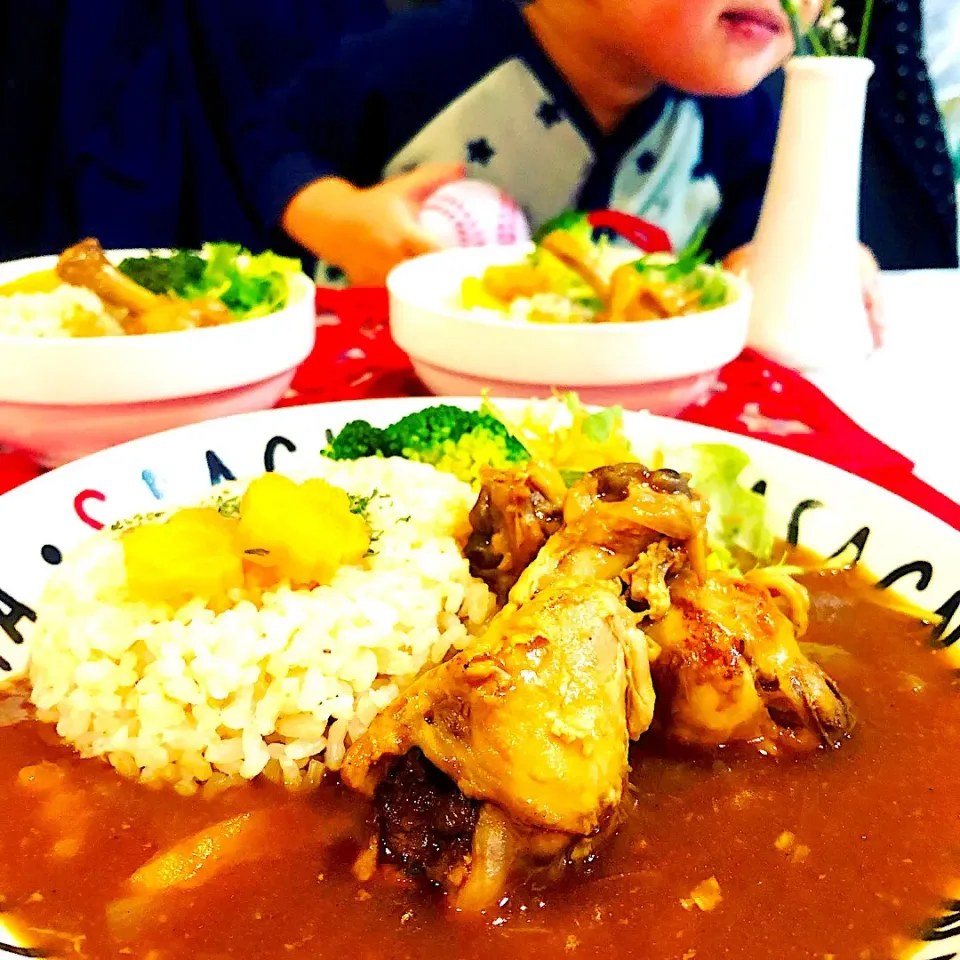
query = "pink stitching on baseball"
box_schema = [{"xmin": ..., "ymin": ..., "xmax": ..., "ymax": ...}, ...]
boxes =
[
  {"xmin": 424, "ymin": 193, "xmax": 484, "ymax": 246},
  {"xmin": 496, "ymin": 196, "xmax": 521, "ymax": 244}
]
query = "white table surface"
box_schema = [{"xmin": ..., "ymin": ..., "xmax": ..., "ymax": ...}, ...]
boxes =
[{"xmin": 805, "ymin": 269, "xmax": 960, "ymax": 505}]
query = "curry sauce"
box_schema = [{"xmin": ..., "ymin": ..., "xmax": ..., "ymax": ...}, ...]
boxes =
[{"xmin": 1, "ymin": 567, "xmax": 958, "ymax": 960}]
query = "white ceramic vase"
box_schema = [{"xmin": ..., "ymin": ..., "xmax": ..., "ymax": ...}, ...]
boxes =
[{"xmin": 747, "ymin": 56, "xmax": 876, "ymax": 371}]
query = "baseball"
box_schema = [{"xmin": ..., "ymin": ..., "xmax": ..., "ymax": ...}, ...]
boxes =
[{"xmin": 419, "ymin": 179, "xmax": 531, "ymax": 249}]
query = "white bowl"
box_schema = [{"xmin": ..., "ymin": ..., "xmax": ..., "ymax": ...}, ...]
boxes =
[
  {"xmin": 0, "ymin": 251, "xmax": 317, "ymax": 466},
  {"xmin": 388, "ymin": 245, "xmax": 751, "ymax": 413}
]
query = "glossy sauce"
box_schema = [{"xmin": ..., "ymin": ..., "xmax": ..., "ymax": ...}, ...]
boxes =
[{"xmin": 1, "ymin": 568, "xmax": 959, "ymax": 960}]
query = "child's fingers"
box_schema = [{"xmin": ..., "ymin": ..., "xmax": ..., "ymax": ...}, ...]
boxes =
[
  {"xmin": 722, "ymin": 244, "xmax": 752, "ymax": 278},
  {"xmin": 857, "ymin": 243, "xmax": 884, "ymax": 348},
  {"xmin": 858, "ymin": 243, "xmax": 879, "ymax": 281},
  {"xmin": 401, "ymin": 222, "xmax": 444, "ymax": 259},
  {"xmin": 393, "ymin": 162, "xmax": 467, "ymax": 203}
]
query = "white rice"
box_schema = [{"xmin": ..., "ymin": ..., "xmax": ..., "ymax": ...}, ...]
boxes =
[
  {"xmin": 505, "ymin": 292, "xmax": 598, "ymax": 324},
  {"xmin": 0, "ymin": 286, "xmax": 124, "ymax": 338},
  {"xmin": 25, "ymin": 457, "xmax": 496, "ymax": 795}
]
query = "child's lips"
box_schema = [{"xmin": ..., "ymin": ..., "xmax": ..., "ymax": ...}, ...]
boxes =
[{"xmin": 720, "ymin": 7, "xmax": 787, "ymax": 45}]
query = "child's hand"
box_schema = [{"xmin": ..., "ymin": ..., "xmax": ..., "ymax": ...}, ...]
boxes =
[
  {"xmin": 282, "ymin": 163, "xmax": 466, "ymax": 286},
  {"xmin": 859, "ymin": 245, "xmax": 884, "ymax": 349},
  {"xmin": 723, "ymin": 243, "xmax": 885, "ymax": 349}
]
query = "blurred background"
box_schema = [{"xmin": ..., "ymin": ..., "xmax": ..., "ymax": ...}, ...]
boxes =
[{"xmin": 1, "ymin": 0, "xmax": 957, "ymax": 269}]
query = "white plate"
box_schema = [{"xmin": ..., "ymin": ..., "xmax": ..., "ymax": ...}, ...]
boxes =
[{"xmin": 0, "ymin": 398, "xmax": 957, "ymax": 958}]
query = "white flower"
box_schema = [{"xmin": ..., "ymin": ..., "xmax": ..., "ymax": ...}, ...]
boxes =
[
  {"xmin": 831, "ymin": 20, "xmax": 849, "ymax": 41},
  {"xmin": 820, "ymin": 5, "xmax": 846, "ymax": 27}
]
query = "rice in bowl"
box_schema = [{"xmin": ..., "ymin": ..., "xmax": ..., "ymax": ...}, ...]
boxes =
[
  {"xmin": 25, "ymin": 457, "xmax": 495, "ymax": 796},
  {"xmin": 0, "ymin": 287, "xmax": 122, "ymax": 338}
]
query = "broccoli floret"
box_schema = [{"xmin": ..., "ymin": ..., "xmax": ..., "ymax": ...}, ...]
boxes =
[
  {"xmin": 118, "ymin": 250, "xmax": 206, "ymax": 296},
  {"xmin": 380, "ymin": 405, "xmax": 485, "ymax": 455},
  {"xmin": 322, "ymin": 406, "xmax": 529, "ymax": 485},
  {"xmin": 322, "ymin": 421, "xmax": 388, "ymax": 460},
  {"xmin": 382, "ymin": 406, "xmax": 528, "ymax": 485},
  {"xmin": 531, "ymin": 210, "xmax": 592, "ymax": 247}
]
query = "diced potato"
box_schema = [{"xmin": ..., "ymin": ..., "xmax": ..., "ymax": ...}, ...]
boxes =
[
  {"xmin": 17, "ymin": 761, "xmax": 66, "ymax": 793},
  {"xmin": 480, "ymin": 263, "xmax": 552, "ymax": 303},
  {"xmin": 238, "ymin": 474, "xmax": 370, "ymax": 587},
  {"xmin": 681, "ymin": 876, "xmax": 723, "ymax": 912},
  {"xmin": 461, "ymin": 276, "xmax": 506, "ymax": 311},
  {"xmin": 774, "ymin": 830, "xmax": 796, "ymax": 852},
  {"xmin": 122, "ymin": 508, "xmax": 243, "ymax": 609},
  {"xmin": 122, "ymin": 476, "xmax": 370, "ymax": 608}
]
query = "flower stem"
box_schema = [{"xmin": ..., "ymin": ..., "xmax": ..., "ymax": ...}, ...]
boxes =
[
  {"xmin": 788, "ymin": 13, "xmax": 803, "ymax": 54},
  {"xmin": 857, "ymin": 0, "xmax": 875, "ymax": 57},
  {"xmin": 780, "ymin": 0, "xmax": 803, "ymax": 54},
  {"xmin": 808, "ymin": 28, "xmax": 828, "ymax": 56}
]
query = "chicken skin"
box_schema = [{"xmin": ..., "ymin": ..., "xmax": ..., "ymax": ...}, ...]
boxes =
[
  {"xmin": 464, "ymin": 462, "xmax": 567, "ymax": 603},
  {"xmin": 341, "ymin": 460, "xmax": 855, "ymax": 911},
  {"xmin": 340, "ymin": 577, "xmax": 654, "ymax": 911},
  {"xmin": 642, "ymin": 562, "xmax": 855, "ymax": 753},
  {"xmin": 511, "ymin": 463, "xmax": 710, "ymax": 605}
]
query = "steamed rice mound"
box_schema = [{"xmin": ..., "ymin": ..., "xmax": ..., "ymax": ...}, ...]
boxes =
[
  {"xmin": 26, "ymin": 457, "xmax": 495, "ymax": 795},
  {"xmin": 0, "ymin": 286, "xmax": 123, "ymax": 337}
]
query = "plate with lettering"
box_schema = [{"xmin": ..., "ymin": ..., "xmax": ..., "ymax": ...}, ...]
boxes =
[{"xmin": 0, "ymin": 398, "xmax": 957, "ymax": 960}]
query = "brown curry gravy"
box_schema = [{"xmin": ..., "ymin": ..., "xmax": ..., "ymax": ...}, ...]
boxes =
[{"xmin": 1, "ymin": 566, "xmax": 959, "ymax": 960}]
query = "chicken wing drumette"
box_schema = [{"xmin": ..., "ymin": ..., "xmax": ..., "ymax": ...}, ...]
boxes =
[
  {"xmin": 464, "ymin": 462, "xmax": 567, "ymax": 603},
  {"xmin": 340, "ymin": 576, "xmax": 654, "ymax": 911},
  {"xmin": 495, "ymin": 462, "xmax": 854, "ymax": 754},
  {"xmin": 642, "ymin": 563, "xmax": 854, "ymax": 753}
]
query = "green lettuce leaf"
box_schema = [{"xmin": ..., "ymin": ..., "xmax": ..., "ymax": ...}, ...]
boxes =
[
  {"xmin": 662, "ymin": 443, "xmax": 774, "ymax": 572},
  {"xmin": 193, "ymin": 244, "xmax": 302, "ymax": 319},
  {"xmin": 119, "ymin": 244, "xmax": 302, "ymax": 319}
]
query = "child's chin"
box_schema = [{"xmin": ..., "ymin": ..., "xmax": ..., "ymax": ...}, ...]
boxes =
[{"xmin": 683, "ymin": 64, "xmax": 780, "ymax": 98}]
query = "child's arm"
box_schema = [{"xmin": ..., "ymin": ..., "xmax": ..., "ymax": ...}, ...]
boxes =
[
  {"xmin": 282, "ymin": 165, "xmax": 464, "ymax": 287},
  {"xmin": 232, "ymin": 11, "xmax": 480, "ymax": 284}
]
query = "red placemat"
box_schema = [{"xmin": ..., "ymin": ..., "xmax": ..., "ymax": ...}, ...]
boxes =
[{"xmin": 3, "ymin": 286, "xmax": 960, "ymax": 533}]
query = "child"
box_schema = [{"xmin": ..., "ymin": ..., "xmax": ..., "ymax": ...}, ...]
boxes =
[{"xmin": 236, "ymin": 0, "xmax": 828, "ymax": 286}]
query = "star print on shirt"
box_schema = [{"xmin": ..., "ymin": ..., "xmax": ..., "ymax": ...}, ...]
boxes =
[
  {"xmin": 536, "ymin": 99, "xmax": 563, "ymax": 128},
  {"xmin": 635, "ymin": 151, "xmax": 658, "ymax": 175},
  {"xmin": 466, "ymin": 137, "xmax": 496, "ymax": 166}
]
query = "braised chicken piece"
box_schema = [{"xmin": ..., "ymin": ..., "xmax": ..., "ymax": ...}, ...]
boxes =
[
  {"xmin": 57, "ymin": 238, "xmax": 231, "ymax": 333},
  {"xmin": 510, "ymin": 463, "xmax": 709, "ymax": 605},
  {"xmin": 642, "ymin": 563, "xmax": 855, "ymax": 754},
  {"xmin": 502, "ymin": 462, "xmax": 853, "ymax": 755},
  {"xmin": 340, "ymin": 577, "xmax": 654, "ymax": 911},
  {"xmin": 464, "ymin": 463, "xmax": 567, "ymax": 602}
]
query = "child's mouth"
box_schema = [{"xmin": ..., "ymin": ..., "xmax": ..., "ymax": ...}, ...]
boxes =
[{"xmin": 720, "ymin": 7, "xmax": 786, "ymax": 44}]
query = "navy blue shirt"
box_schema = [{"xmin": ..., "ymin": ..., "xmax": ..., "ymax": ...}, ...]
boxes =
[
  {"xmin": 0, "ymin": 0, "xmax": 389, "ymax": 262},
  {"xmin": 237, "ymin": 0, "xmax": 780, "ymax": 264}
]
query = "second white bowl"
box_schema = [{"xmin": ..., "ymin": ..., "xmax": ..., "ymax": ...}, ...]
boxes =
[{"xmin": 388, "ymin": 245, "xmax": 751, "ymax": 414}]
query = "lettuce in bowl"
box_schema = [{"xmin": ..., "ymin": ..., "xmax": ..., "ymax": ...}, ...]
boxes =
[{"xmin": 119, "ymin": 244, "xmax": 302, "ymax": 320}]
